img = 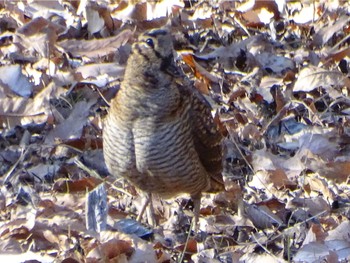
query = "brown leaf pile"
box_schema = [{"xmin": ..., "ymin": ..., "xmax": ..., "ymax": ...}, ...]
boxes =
[{"xmin": 1, "ymin": 0, "xmax": 350, "ymax": 262}]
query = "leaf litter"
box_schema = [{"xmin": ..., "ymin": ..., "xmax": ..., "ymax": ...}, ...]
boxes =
[{"xmin": 0, "ymin": 0, "xmax": 350, "ymax": 262}]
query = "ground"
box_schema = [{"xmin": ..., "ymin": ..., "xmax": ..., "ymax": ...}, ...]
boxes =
[{"xmin": 0, "ymin": 1, "xmax": 350, "ymax": 262}]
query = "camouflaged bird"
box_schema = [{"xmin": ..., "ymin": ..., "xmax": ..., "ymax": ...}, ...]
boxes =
[{"xmin": 103, "ymin": 28, "xmax": 224, "ymax": 227}]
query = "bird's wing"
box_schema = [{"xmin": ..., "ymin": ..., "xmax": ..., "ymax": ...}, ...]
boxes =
[{"xmin": 179, "ymin": 84, "xmax": 224, "ymax": 191}]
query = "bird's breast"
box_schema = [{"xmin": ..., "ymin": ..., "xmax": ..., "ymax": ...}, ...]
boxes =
[
  {"xmin": 103, "ymin": 94, "xmax": 210, "ymax": 197},
  {"xmin": 130, "ymin": 114, "xmax": 209, "ymax": 196}
]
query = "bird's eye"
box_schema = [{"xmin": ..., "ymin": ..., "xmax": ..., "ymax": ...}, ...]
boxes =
[{"xmin": 145, "ymin": 38, "xmax": 154, "ymax": 48}]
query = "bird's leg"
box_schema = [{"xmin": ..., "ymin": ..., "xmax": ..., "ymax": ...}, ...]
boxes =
[
  {"xmin": 136, "ymin": 193, "xmax": 149, "ymax": 222},
  {"xmin": 146, "ymin": 194, "xmax": 156, "ymax": 226},
  {"xmin": 191, "ymin": 193, "xmax": 201, "ymax": 232},
  {"xmin": 137, "ymin": 192, "xmax": 157, "ymax": 226}
]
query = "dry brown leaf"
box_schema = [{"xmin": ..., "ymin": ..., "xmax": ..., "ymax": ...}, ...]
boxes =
[
  {"xmin": 87, "ymin": 239, "xmax": 134, "ymax": 261},
  {"xmin": 175, "ymin": 238, "xmax": 197, "ymax": 254},
  {"xmin": 23, "ymin": 0, "xmax": 66, "ymax": 17},
  {"xmin": 245, "ymin": 204, "xmax": 283, "ymax": 229},
  {"xmin": 251, "ymin": 169, "xmax": 291, "ymax": 190},
  {"xmin": 297, "ymin": 132, "xmax": 339, "ymax": 161},
  {"xmin": 237, "ymin": 0, "xmax": 280, "ymax": 26},
  {"xmin": 294, "ymin": 66, "xmax": 350, "ymax": 93},
  {"xmin": 15, "ymin": 17, "xmax": 59, "ymax": 57},
  {"xmin": 255, "ymin": 52, "xmax": 295, "ymax": 75},
  {"xmin": 196, "ymin": 35, "xmax": 260, "ymax": 61},
  {"xmin": 270, "ymin": 85, "xmax": 287, "ymax": 112},
  {"xmin": 321, "ymin": 161, "xmax": 350, "ymax": 183},
  {"xmin": 292, "ymin": 196, "xmax": 331, "ymax": 217},
  {"xmin": 44, "ymin": 97, "xmax": 98, "ymax": 144},
  {"xmin": 305, "ymin": 175, "xmax": 335, "ymax": 201},
  {"xmin": 76, "ymin": 63, "xmax": 125, "ymax": 87},
  {"xmin": 303, "ymin": 223, "xmax": 327, "ymax": 245},
  {"xmin": 294, "ymin": 240, "xmax": 350, "ymax": 262},
  {"xmin": 0, "ymin": 205, "xmax": 36, "ymax": 237},
  {"xmin": 84, "ymin": 3, "xmax": 108, "ymax": 35},
  {"xmin": 58, "ymin": 29, "xmax": 133, "ymax": 58},
  {"xmin": 258, "ymin": 76, "xmax": 284, "ymax": 103},
  {"xmin": 111, "ymin": 1, "xmax": 147, "ymax": 22},
  {"xmin": 290, "ymin": 3, "xmax": 320, "ymax": 24},
  {"xmin": 182, "ymin": 53, "xmax": 220, "ymax": 86},
  {"xmin": 326, "ymin": 46, "xmax": 350, "ymax": 63},
  {"xmin": 146, "ymin": 0, "xmax": 184, "ymax": 20},
  {"xmin": 0, "ymin": 65, "xmax": 33, "ymax": 97},
  {"xmin": 313, "ymin": 15, "xmax": 350, "ymax": 46},
  {"xmin": 251, "ymin": 149, "xmax": 305, "ymax": 179},
  {"xmin": 0, "ymin": 82, "xmax": 62, "ymax": 131},
  {"xmin": 241, "ymin": 253, "xmax": 281, "ymax": 263},
  {"xmin": 326, "ymin": 220, "xmax": 350, "ymax": 242}
]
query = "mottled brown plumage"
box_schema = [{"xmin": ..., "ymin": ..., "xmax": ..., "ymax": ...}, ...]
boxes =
[{"xmin": 103, "ymin": 29, "xmax": 223, "ymax": 227}]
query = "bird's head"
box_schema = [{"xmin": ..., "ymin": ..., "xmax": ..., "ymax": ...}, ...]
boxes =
[{"xmin": 130, "ymin": 29, "xmax": 174, "ymax": 71}]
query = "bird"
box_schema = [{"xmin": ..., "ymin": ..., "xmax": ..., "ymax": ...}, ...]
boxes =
[{"xmin": 103, "ymin": 28, "xmax": 224, "ymax": 228}]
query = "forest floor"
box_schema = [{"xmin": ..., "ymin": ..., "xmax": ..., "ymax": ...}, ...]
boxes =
[{"xmin": 0, "ymin": 1, "xmax": 350, "ymax": 262}]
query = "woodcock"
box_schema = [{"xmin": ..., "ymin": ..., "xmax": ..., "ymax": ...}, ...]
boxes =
[{"xmin": 103, "ymin": 28, "xmax": 224, "ymax": 227}]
